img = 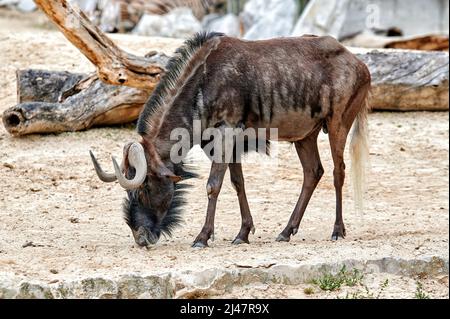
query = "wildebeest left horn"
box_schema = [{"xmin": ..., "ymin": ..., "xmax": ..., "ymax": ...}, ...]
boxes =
[
  {"xmin": 90, "ymin": 150, "xmax": 117, "ymax": 183},
  {"xmin": 112, "ymin": 142, "xmax": 147, "ymax": 189}
]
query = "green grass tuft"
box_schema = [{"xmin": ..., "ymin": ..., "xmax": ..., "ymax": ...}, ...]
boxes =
[
  {"xmin": 415, "ymin": 282, "xmax": 430, "ymax": 299},
  {"xmin": 312, "ymin": 266, "xmax": 364, "ymax": 292}
]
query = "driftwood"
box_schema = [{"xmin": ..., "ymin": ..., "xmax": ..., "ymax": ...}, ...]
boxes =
[
  {"xmin": 384, "ymin": 35, "xmax": 449, "ymax": 51},
  {"xmin": 3, "ymin": 0, "xmax": 169, "ymax": 136},
  {"xmin": 1, "ymin": 0, "xmax": 171, "ymax": 136},
  {"xmin": 3, "ymin": 70, "xmax": 150, "ymax": 136},
  {"xmin": 343, "ymin": 33, "xmax": 449, "ymax": 52},
  {"xmin": 34, "ymin": 0, "xmax": 166, "ymax": 90},
  {"xmin": 354, "ymin": 48, "xmax": 449, "ymax": 111},
  {"xmin": 16, "ymin": 69, "xmax": 86, "ymax": 103}
]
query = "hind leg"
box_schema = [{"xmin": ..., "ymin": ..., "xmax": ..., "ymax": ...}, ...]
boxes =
[
  {"xmin": 229, "ymin": 163, "xmax": 255, "ymax": 245},
  {"xmin": 328, "ymin": 85, "xmax": 370, "ymax": 240},
  {"xmin": 277, "ymin": 128, "xmax": 323, "ymax": 242},
  {"xmin": 328, "ymin": 129, "xmax": 348, "ymax": 241}
]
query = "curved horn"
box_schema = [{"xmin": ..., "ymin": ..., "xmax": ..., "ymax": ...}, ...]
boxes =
[
  {"xmin": 112, "ymin": 142, "xmax": 147, "ymax": 189},
  {"xmin": 89, "ymin": 150, "xmax": 117, "ymax": 183}
]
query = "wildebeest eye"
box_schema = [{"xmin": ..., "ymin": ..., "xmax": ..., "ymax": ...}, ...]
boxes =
[{"xmin": 126, "ymin": 166, "xmax": 136, "ymax": 179}]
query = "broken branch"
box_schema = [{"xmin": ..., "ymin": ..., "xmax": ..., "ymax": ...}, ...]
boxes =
[{"xmin": 34, "ymin": 0, "xmax": 166, "ymax": 90}]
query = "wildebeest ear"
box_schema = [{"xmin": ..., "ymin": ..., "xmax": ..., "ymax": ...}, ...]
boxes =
[
  {"xmin": 154, "ymin": 164, "xmax": 182, "ymax": 183},
  {"xmin": 163, "ymin": 174, "xmax": 183, "ymax": 183}
]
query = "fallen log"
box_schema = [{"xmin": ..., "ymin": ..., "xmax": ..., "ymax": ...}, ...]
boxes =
[
  {"xmin": 384, "ymin": 35, "xmax": 449, "ymax": 52},
  {"xmin": 3, "ymin": 70, "xmax": 150, "ymax": 136},
  {"xmin": 354, "ymin": 48, "xmax": 449, "ymax": 111},
  {"xmin": 16, "ymin": 69, "xmax": 86, "ymax": 103},
  {"xmin": 343, "ymin": 33, "xmax": 449, "ymax": 52}
]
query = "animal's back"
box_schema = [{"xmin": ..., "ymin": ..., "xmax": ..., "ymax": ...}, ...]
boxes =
[{"xmin": 201, "ymin": 35, "xmax": 369, "ymax": 140}]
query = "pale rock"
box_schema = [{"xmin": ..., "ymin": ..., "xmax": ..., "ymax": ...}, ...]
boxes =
[
  {"xmin": 0, "ymin": 256, "xmax": 447, "ymax": 298},
  {"xmin": 241, "ymin": 0, "xmax": 298, "ymax": 40},
  {"xmin": 133, "ymin": 7, "xmax": 202, "ymax": 39},
  {"xmin": 68, "ymin": 0, "xmax": 97, "ymax": 13},
  {"xmin": 202, "ymin": 13, "xmax": 241, "ymax": 37},
  {"xmin": 99, "ymin": 0, "xmax": 120, "ymax": 32},
  {"xmin": 16, "ymin": 0, "xmax": 36, "ymax": 12},
  {"xmin": 292, "ymin": 0, "xmax": 449, "ymax": 39}
]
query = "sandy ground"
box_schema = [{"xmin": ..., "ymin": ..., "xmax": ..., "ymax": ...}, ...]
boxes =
[{"xmin": 0, "ymin": 9, "xmax": 449, "ymax": 299}]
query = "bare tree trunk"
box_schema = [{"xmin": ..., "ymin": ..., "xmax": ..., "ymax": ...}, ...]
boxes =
[
  {"xmin": 34, "ymin": 0, "xmax": 166, "ymax": 90},
  {"xmin": 354, "ymin": 48, "xmax": 449, "ymax": 111},
  {"xmin": 344, "ymin": 33, "xmax": 449, "ymax": 52},
  {"xmin": 3, "ymin": 70, "xmax": 150, "ymax": 136},
  {"xmin": 16, "ymin": 69, "xmax": 86, "ymax": 103}
]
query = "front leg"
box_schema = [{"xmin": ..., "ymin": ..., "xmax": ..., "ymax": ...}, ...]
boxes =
[
  {"xmin": 192, "ymin": 162, "xmax": 228, "ymax": 248},
  {"xmin": 229, "ymin": 163, "xmax": 255, "ymax": 245}
]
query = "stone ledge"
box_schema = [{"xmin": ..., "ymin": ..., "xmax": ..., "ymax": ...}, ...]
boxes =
[{"xmin": 1, "ymin": 256, "xmax": 447, "ymax": 299}]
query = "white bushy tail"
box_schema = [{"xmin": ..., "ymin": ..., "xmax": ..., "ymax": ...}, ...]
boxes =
[{"xmin": 350, "ymin": 95, "xmax": 370, "ymax": 214}]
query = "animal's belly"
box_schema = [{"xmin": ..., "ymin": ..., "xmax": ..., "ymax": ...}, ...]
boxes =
[{"xmin": 248, "ymin": 111, "xmax": 324, "ymax": 142}]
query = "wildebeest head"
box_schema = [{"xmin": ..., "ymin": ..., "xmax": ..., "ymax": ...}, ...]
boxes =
[{"xmin": 89, "ymin": 142, "xmax": 192, "ymax": 247}]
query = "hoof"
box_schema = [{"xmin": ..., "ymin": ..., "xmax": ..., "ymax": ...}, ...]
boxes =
[
  {"xmin": 251, "ymin": 226, "xmax": 256, "ymax": 235},
  {"xmin": 192, "ymin": 241, "xmax": 208, "ymax": 248},
  {"xmin": 331, "ymin": 232, "xmax": 346, "ymax": 241},
  {"xmin": 276, "ymin": 233, "xmax": 290, "ymax": 242},
  {"xmin": 232, "ymin": 238, "xmax": 249, "ymax": 245},
  {"xmin": 331, "ymin": 225, "xmax": 346, "ymax": 241}
]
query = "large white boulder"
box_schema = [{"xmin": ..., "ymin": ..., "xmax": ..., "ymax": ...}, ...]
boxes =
[
  {"xmin": 99, "ymin": 0, "xmax": 120, "ymax": 32},
  {"xmin": 292, "ymin": 0, "xmax": 449, "ymax": 39},
  {"xmin": 202, "ymin": 13, "xmax": 241, "ymax": 37},
  {"xmin": 17, "ymin": 0, "xmax": 36, "ymax": 12},
  {"xmin": 241, "ymin": 0, "xmax": 298, "ymax": 40},
  {"xmin": 133, "ymin": 7, "xmax": 202, "ymax": 39}
]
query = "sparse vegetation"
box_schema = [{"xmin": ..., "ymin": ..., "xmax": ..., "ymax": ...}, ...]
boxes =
[
  {"xmin": 341, "ymin": 287, "xmax": 373, "ymax": 299},
  {"xmin": 303, "ymin": 287, "xmax": 315, "ymax": 295},
  {"xmin": 340, "ymin": 279, "xmax": 389, "ymax": 299},
  {"xmin": 376, "ymin": 279, "xmax": 390, "ymax": 299},
  {"xmin": 312, "ymin": 266, "xmax": 364, "ymax": 292},
  {"xmin": 343, "ymin": 268, "xmax": 365, "ymax": 287},
  {"xmin": 415, "ymin": 282, "xmax": 430, "ymax": 299},
  {"xmin": 312, "ymin": 273, "xmax": 342, "ymax": 291}
]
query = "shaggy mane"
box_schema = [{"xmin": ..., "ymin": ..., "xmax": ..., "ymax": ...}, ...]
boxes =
[{"xmin": 137, "ymin": 31, "xmax": 224, "ymax": 138}]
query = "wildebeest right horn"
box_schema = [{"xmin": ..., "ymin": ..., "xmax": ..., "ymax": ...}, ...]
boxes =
[
  {"xmin": 90, "ymin": 150, "xmax": 117, "ymax": 183},
  {"xmin": 111, "ymin": 142, "xmax": 148, "ymax": 189}
]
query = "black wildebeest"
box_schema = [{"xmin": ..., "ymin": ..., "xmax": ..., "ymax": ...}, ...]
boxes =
[{"xmin": 90, "ymin": 32, "xmax": 371, "ymax": 248}]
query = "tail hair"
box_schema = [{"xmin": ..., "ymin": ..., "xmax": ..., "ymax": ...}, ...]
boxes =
[{"xmin": 350, "ymin": 92, "xmax": 371, "ymax": 214}]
